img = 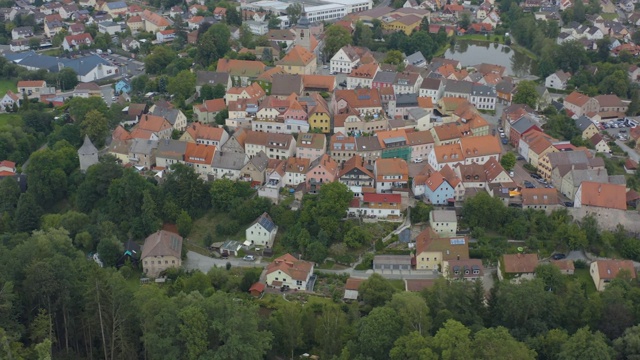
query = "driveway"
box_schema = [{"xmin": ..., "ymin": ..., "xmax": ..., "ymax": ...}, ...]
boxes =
[
  {"xmin": 184, "ymin": 251, "xmax": 265, "ymax": 273},
  {"xmin": 100, "ymin": 85, "xmax": 114, "ymax": 105},
  {"xmin": 615, "ymin": 140, "xmax": 640, "ymax": 163}
]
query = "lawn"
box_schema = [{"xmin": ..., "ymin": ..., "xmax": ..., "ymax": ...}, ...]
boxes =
[
  {"xmin": 0, "ymin": 113, "xmax": 23, "ymax": 127},
  {"xmin": 189, "ymin": 211, "xmax": 245, "ymax": 247},
  {"xmin": 0, "ymin": 80, "xmax": 16, "ymax": 94},
  {"xmin": 601, "ymin": 13, "xmax": 618, "ymax": 20},
  {"xmin": 572, "ymin": 268, "xmax": 597, "ymax": 295},
  {"xmin": 257, "ymin": 292, "xmax": 335, "ymax": 309}
]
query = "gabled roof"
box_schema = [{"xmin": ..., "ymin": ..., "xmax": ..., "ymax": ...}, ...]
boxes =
[
  {"xmin": 141, "ymin": 9, "xmax": 171, "ymax": 27},
  {"xmin": 157, "ymin": 139, "xmax": 187, "ymax": 160},
  {"xmin": 271, "ymin": 74, "xmax": 303, "ymax": 96},
  {"xmin": 17, "ymin": 80, "xmax": 46, "ymax": 88},
  {"xmin": 266, "ymin": 253, "xmax": 313, "ymax": 281},
  {"xmin": 564, "ymin": 91, "xmax": 593, "ymax": 107},
  {"xmin": 185, "ymin": 122, "xmax": 226, "ymax": 141},
  {"xmin": 339, "ymin": 155, "xmax": 374, "ymax": 179},
  {"xmin": 137, "ymin": 114, "xmax": 172, "ymax": 133},
  {"xmin": 415, "ymin": 227, "xmax": 469, "ymax": 260},
  {"xmin": 375, "ymin": 158, "xmax": 408, "ymax": 179},
  {"xmin": 212, "ymin": 150, "xmax": 247, "ymax": 170},
  {"xmin": 459, "ymin": 135, "xmax": 501, "ymax": 158},
  {"xmin": 433, "ymin": 143, "xmax": 464, "ymax": 163},
  {"xmin": 594, "ymin": 259, "xmax": 636, "ymax": 280},
  {"xmin": 251, "ymin": 212, "xmax": 276, "ymax": 232},
  {"xmin": 184, "ymin": 142, "xmax": 216, "ymax": 165},
  {"xmin": 521, "ymin": 187, "xmax": 558, "ymax": 206},
  {"xmin": 141, "ymin": 230, "xmax": 182, "ymax": 259},
  {"xmin": 502, "ymin": 253, "xmax": 538, "ymax": 274},
  {"xmin": 579, "ymin": 181, "xmax": 626, "ymax": 210},
  {"xmin": 335, "ymin": 88, "xmax": 382, "ymax": 109},
  {"xmin": 285, "ymin": 156, "xmax": 311, "ymax": 174},
  {"xmin": 575, "ymin": 116, "xmax": 596, "ymax": 132},
  {"xmin": 277, "ymin": 45, "xmax": 315, "ymax": 66}
]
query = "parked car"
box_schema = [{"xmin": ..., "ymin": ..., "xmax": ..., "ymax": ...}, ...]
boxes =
[
  {"xmin": 243, "ymin": 255, "xmax": 255, "ymax": 261},
  {"xmin": 516, "ymin": 155, "xmax": 525, "ymax": 161},
  {"xmin": 498, "ymin": 127, "xmax": 504, "ymax": 133},
  {"xmin": 552, "ymin": 253, "xmax": 566, "ymax": 260},
  {"xmin": 564, "ymin": 201, "xmax": 574, "ymax": 207},
  {"xmin": 413, "ymin": 158, "xmax": 423, "ymax": 163},
  {"xmin": 509, "ymin": 171, "xmax": 514, "ymax": 177},
  {"xmin": 524, "ymin": 181, "xmax": 535, "ymax": 188},
  {"xmin": 501, "ymin": 138, "xmax": 508, "ymax": 145}
]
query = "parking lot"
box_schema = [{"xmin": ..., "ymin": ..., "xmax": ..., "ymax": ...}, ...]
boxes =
[
  {"xmin": 600, "ymin": 118, "xmax": 636, "ymax": 141},
  {"xmin": 100, "ymin": 53, "xmax": 145, "ymax": 79}
]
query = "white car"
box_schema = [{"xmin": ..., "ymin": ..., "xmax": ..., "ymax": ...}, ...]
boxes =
[
  {"xmin": 243, "ymin": 255, "xmax": 255, "ymax": 261},
  {"xmin": 509, "ymin": 171, "xmax": 514, "ymax": 177}
]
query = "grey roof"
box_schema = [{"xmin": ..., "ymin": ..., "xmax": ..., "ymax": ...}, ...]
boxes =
[
  {"xmin": 373, "ymin": 255, "xmax": 411, "ymax": 266},
  {"xmin": 253, "ymin": 212, "xmax": 276, "ymax": 232},
  {"xmin": 575, "ymin": 116, "xmax": 595, "ymax": 132},
  {"xmin": 408, "ymin": 107, "xmax": 429, "ymax": 119},
  {"xmin": 156, "ymin": 139, "xmax": 187, "ymax": 160},
  {"xmin": 271, "ymin": 74, "xmax": 302, "ymax": 96},
  {"xmin": 373, "ymin": 71, "xmax": 397, "ymax": 84},
  {"xmin": 356, "ymin": 136, "xmax": 383, "ymax": 151},
  {"xmin": 106, "ymin": 1, "xmax": 127, "ymax": 9},
  {"xmin": 405, "ymin": 51, "xmax": 426, "ymax": 67},
  {"xmin": 547, "ymin": 151, "xmax": 590, "ymax": 168},
  {"xmin": 129, "ymin": 138, "xmax": 158, "ymax": 155},
  {"xmin": 196, "ymin": 70, "xmax": 229, "ymax": 86},
  {"xmin": 151, "ymin": 105, "xmax": 181, "ymax": 126},
  {"xmin": 471, "ymin": 84, "xmax": 496, "ymax": 97},
  {"xmin": 13, "ymin": 26, "xmax": 33, "ymax": 35},
  {"xmin": 510, "ymin": 115, "xmax": 539, "ymax": 134},
  {"xmin": 249, "ymin": 150, "xmax": 269, "ymax": 171},
  {"xmin": 570, "ymin": 168, "xmax": 608, "ymax": 187},
  {"xmin": 62, "ymin": 55, "xmax": 112, "ymax": 76},
  {"xmin": 468, "ymin": 72, "xmax": 483, "ymax": 82},
  {"xmin": 396, "ymin": 93, "xmax": 419, "ymax": 107},
  {"xmin": 212, "ymin": 151, "xmax": 248, "ymax": 170},
  {"xmin": 431, "ymin": 209, "xmax": 456, "ymax": 222},
  {"xmin": 495, "ymin": 80, "xmax": 515, "ymax": 93},
  {"xmin": 420, "ymin": 77, "xmax": 442, "ymax": 90},
  {"xmin": 445, "ymin": 80, "xmax": 473, "ymax": 95},
  {"xmin": 78, "ymin": 135, "xmax": 98, "ymax": 155},
  {"xmin": 609, "ymin": 175, "xmax": 627, "ymax": 185}
]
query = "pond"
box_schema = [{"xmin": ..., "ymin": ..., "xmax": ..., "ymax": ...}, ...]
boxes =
[{"xmin": 444, "ymin": 40, "xmax": 536, "ymax": 78}]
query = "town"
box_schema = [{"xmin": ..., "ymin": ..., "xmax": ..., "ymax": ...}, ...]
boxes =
[{"xmin": 1, "ymin": 0, "xmax": 640, "ymax": 357}]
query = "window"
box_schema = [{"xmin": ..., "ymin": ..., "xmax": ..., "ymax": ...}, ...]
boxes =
[{"xmin": 296, "ymin": 280, "xmax": 302, "ymax": 286}]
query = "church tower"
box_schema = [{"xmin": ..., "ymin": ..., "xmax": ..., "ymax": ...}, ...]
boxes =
[{"xmin": 295, "ymin": 7, "xmax": 311, "ymax": 52}]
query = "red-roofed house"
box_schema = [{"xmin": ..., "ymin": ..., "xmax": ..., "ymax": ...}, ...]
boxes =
[
  {"xmin": 0, "ymin": 160, "xmax": 16, "ymax": 176},
  {"xmin": 575, "ymin": 181, "xmax": 627, "ymax": 211},
  {"xmin": 184, "ymin": 142, "xmax": 216, "ymax": 177},
  {"xmin": 193, "ymin": 98, "xmax": 227, "ymax": 123},
  {"xmin": 590, "ymin": 259, "xmax": 636, "ymax": 291},
  {"xmin": 266, "ymin": 254, "xmax": 314, "ymax": 290},
  {"xmin": 62, "ymin": 33, "xmax": 93, "ymax": 51},
  {"xmin": 1, "ymin": 90, "xmax": 20, "ymax": 110},
  {"xmin": 348, "ymin": 193, "xmax": 402, "ymax": 219}
]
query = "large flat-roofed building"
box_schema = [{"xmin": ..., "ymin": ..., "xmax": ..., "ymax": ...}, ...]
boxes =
[{"xmin": 242, "ymin": 0, "xmax": 372, "ymax": 21}]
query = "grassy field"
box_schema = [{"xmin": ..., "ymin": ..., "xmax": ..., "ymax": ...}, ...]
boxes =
[
  {"xmin": 189, "ymin": 211, "xmax": 245, "ymax": 247},
  {"xmin": 458, "ymin": 34, "xmax": 505, "ymax": 43},
  {"xmin": 601, "ymin": 13, "xmax": 618, "ymax": 20},
  {"xmin": 0, "ymin": 113, "xmax": 23, "ymax": 127},
  {"xmin": 0, "ymin": 80, "xmax": 17, "ymax": 95},
  {"xmin": 573, "ymin": 268, "xmax": 597, "ymax": 295}
]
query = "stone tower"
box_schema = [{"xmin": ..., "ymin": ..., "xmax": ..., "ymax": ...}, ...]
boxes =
[
  {"xmin": 296, "ymin": 9, "xmax": 311, "ymax": 52},
  {"xmin": 78, "ymin": 135, "xmax": 99, "ymax": 172}
]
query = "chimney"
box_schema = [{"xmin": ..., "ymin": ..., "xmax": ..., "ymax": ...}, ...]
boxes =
[{"xmin": 598, "ymin": 184, "xmax": 602, "ymax": 193}]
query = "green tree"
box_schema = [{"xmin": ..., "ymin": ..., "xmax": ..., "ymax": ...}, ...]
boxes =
[
  {"xmin": 390, "ymin": 332, "xmax": 438, "ymax": 360},
  {"xmin": 178, "ymin": 305, "xmax": 208, "ymax": 360},
  {"xmin": 67, "ymin": 96, "xmax": 109, "ymax": 123},
  {"xmin": 176, "ymin": 210, "xmax": 193, "ymax": 237},
  {"xmin": 138, "ymin": 190, "xmax": 161, "ymax": 237},
  {"xmin": 286, "ymin": 3, "xmax": 303, "ymax": 25},
  {"xmin": 145, "ymin": 46, "xmax": 178, "ymax": 75},
  {"xmin": 162, "ymin": 163, "xmax": 211, "ymax": 217},
  {"xmin": 97, "ymin": 237, "xmax": 123, "ymax": 267},
  {"xmin": 613, "ymin": 325, "xmax": 640, "ymax": 359},
  {"xmin": 270, "ymin": 302, "xmax": 304, "ymax": 359},
  {"xmin": 0, "ymin": 177, "xmax": 20, "ymax": 216},
  {"xmin": 472, "ymin": 327, "xmax": 536, "ymax": 359},
  {"xmin": 411, "ymin": 202, "xmax": 433, "ymax": 224},
  {"xmin": 167, "ymin": 70, "xmax": 196, "ymax": 101},
  {"xmin": 323, "ymin": 25, "xmax": 352, "ymax": 59},
  {"xmin": 353, "ymin": 306, "xmax": 404, "ymax": 360},
  {"xmin": 80, "ymin": 109, "xmax": 109, "ymax": 148},
  {"xmin": 459, "ymin": 13, "xmax": 471, "ymax": 30},
  {"xmin": 239, "ymin": 24, "xmax": 254, "ymax": 48},
  {"xmin": 500, "ymin": 152, "xmax": 517, "ymax": 171},
  {"xmin": 57, "ymin": 68, "xmax": 78, "ymax": 90},
  {"xmin": 513, "ymin": 80, "xmax": 540, "ymax": 109},
  {"xmin": 530, "ymin": 329, "xmax": 570, "ymax": 360},
  {"xmin": 14, "ymin": 192, "xmax": 42, "ymax": 232},
  {"xmin": 268, "ymin": 16, "xmax": 282, "ymax": 30},
  {"xmin": 387, "ymin": 292, "xmax": 431, "ymax": 335},
  {"xmin": 359, "ymin": 273, "xmax": 398, "ymax": 308},
  {"xmin": 558, "ymin": 327, "xmax": 613, "ymax": 360},
  {"xmin": 433, "ymin": 319, "xmax": 473, "ymax": 360},
  {"xmin": 384, "ymin": 50, "xmax": 404, "ymax": 65},
  {"xmin": 343, "ymin": 226, "xmax": 372, "ymax": 248},
  {"xmin": 197, "ymin": 23, "xmax": 231, "ymax": 66},
  {"xmin": 315, "ymin": 305, "xmax": 349, "ymax": 359},
  {"xmin": 210, "ymin": 178, "xmax": 238, "ymax": 212}
]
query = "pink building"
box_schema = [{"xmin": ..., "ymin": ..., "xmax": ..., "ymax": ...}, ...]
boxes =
[{"xmin": 306, "ymin": 154, "xmax": 340, "ymax": 193}]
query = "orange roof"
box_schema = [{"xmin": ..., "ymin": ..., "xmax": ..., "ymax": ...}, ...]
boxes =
[
  {"xmin": 433, "ymin": 143, "xmax": 464, "ymax": 163},
  {"xmin": 417, "ymin": 96, "xmax": 434, "ymax": 108},
  {"xmin": 375, "ymin": 129, "xmax": 407, "ymax": 148},
  {"xmin": 348, "ymin": 63, "xmax": 378, "ymax": 79},
  {"xmin": 375, "ymin": 158, "xmax": 408, "ymax": 181},
  {"xmin": 185, "ymin": 122, "xmax": 225, "ymax": 141},
  {"xmin": 17, "ymin": 80, "xmax": 45, "ymax": 88},
  {"xmin": 425, "ymin": 171, "xmax": 446, "ymax": 191},
  {"xmin": 266, "ymin": 253, "xmax": 313, "ymax": 281},
  {"xmin": 459, "ymin": 135, "xmax": 501, "ymax": 158},
  {"xmin": 112, "ymin": 125, "xmax": 131, "ymax": 141},
  {"xmin": 127, "ymin": 15, "xmax": 142, "ymax": 23},
  {"xmin": 284, "ymin": 156, "xmax": 311, "ymax": 174},
  {"xmin": 203, "ymin": 98, "xmax": 226, "ymax": 112},
  {"xmin": 137, "ymin": 114, "xmax": 172, "ymax": 133},
  {"xmin": 277, "ymin": 45, "xmax": 315, "ymax": 66},
  {"xmin": 310, "ymin": 154, "xmax": 339, "ymax": 176},
  {"xmin": 302, "ymin": 74, "xmax": 335, "ymax": 91},
  {"xmin": 257, "ymin": 67, "xmax": 286, "ymax": 82},
  {"xmin": 502, "ymin": 253, "xmax": 539, "ymax": 273},
  {"xmin": 552, "ymin": 259, "xmax": 575, "ymax": 272},
  {"xmin": 345, "ymin": 277, "xmax": 365, "ymax": 290},
  {"xmin": 5, "ymin": 90, "xmax": 19, "ymax": 102},
  {"xmin": 339, "ymin": 155, "xmax": 374, "ymax": 179},
  {"xmin": 188, "ymin": 15, "xmax": 204, "ymax": 23},
  {"xmin": 129, "ymin": 128, "xmax": 156, "ymax": 140},
  {"xmin": 439, "ymin": 165, "xmax": 461, "ymax": 187},
  {"xmin": 335, "ymin": 88, "xmax": 382, "ymax": 109},
  {"xmin": 227, "ymin": 82, "xmax": 266, "ymax": 100},
  {"xmin": 0, "ymin": 160, "xmax": 16, "ymax": 169},
  {"xmin": 415, "ymin": 226, "xmax": 469, "ymax": 260},
  {"xmin": 406, "ymin": 130, "xmax": 434, "ymax": 145},
  {"xmin": 433, "ymin": 123, "xmax": 462, "ymax": 141},
  {"xmin": 579, "ymin": 182, "xmax": 626, "ymax": 210},
  {"xmin": 564, "ymin": 91, "xmax": 592, "ymax": 107},
  {"xmin": 184, "ymin": 142, "xmax": 216, "ymax": 165},
  {"xmin": 217, "ymin": 59, "xmax": 267, "ymax": 77},
  {"xmin": 521, "ymin": 188, "xmax": 558, "ymax": 206},
  {"xmin": 594, "ymin": 260, "xmax": 636, "ymax": 280},
  {"xmin": 142, "ymin": 9, "xmax": 170, "ymax": 27}
]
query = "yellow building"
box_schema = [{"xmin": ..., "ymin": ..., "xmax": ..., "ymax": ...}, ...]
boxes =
[
  {"xmin": 576, "ymin": 116, "xmax": 600, "ymax": 140},
  {"xmin": 381, "ymin": 14, "xmax": 422, "ymax": 35},
  {"xmin": 308, "ymin": 102, "xmax": 331, "ymax": 133},
  {"xmin": 414, "ymin": 227, "xmax": 469, "ymax": 271},
  {"xmin": 275, "ymin": 45, "xmax": 317, "ymax": 75}
]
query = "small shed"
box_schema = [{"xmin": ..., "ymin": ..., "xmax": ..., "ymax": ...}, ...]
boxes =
[
  {"xmin": 399, "ymin": 228, "xmax": 411, "ymax": 243},
  {"xmin": 249, "ymin": 282, "xmax": 265, "ymax": 297},
  {"xmin": 221, "ymin": 240, "xmax": 242, "ymax": 256},
  {"xmin": 343, "ymin": 277, "xmax": 365, "ymax": 301}
]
